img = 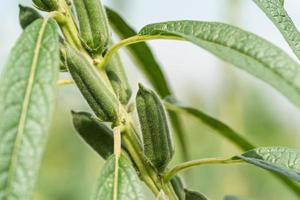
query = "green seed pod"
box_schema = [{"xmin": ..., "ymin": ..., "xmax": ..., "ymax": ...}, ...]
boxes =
[
  {"xmin": 72, "ymin": 111, "xmax": 114, "ymax": 159},
  {"xmin": 106, "ymin": 46, "xmax": 132, "ymax": 105},
  {"xmin": 73, "ymin": 0, "xmax": 110, "ymax": 53},
  {"xmin": 62, "ymin": 44, "xmax": 119, "ymax": 122},
  {"xmin": 33, "ymin": 0, "xmax": 58, "ymax": 11},
  {"xmin": 171, "ymin": 176, "xmax": 185, "ymax": 200},
  {"xmin": 19, "ymin": 5, "xmax": 42, "ymax": 29},
  {"xmin": 136, "ymin": 84, "xmax": 174, "ymax": 171}
]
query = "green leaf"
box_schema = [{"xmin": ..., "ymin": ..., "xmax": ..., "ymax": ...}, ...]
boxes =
[
  {"xmin": 106, "ymin": 7, "xmax": 170, "ymax": 97},
  {"xmin": 185, "ymin": 189, "xmax": 209, "ymax": 200},
  {"xmin": 164, "ymin": 101, "xmax": 300, "ymax": 196},
  {"xmin": 106, "ymin": 7, "xmax": 189, "ymax": 160},
  {"xmin": 170, "ymin": 176, "xmax": 185, "ymax": 200},
  {"xmin": 0, "ymin": 19, "xmax": 59, "ymax": 199},
  {"xmin": 236, "ymin": 147, "xmax": 300, "ymax": 182},
  {"xmin": 71, "ymin": 111, "xmax": 114, "ymax": 159},
  {"xmin": 92, "ymin": 154, "xmax": 144, "ymax": 200},
  {"xmin": 253, "ymin": 0, "xmax": 300, "ymax": 60},
  {"xmin": 139, "ymin": 21, "xmax": 300, "ymax": 108},
  {"xmin": 164, "ymin": 101, "xmax": 254, "ymax": 151}
]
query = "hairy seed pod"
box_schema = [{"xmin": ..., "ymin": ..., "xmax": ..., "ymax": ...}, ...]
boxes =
[
  {"xmin": 136, "ymin": 84, "xmax": 174, "ymax": 171},
  {"xmin": 62, "ymin": 44, "xmax": 119, "ymax": 122},
  {"xmin": 171, "ymin": 176, "xmax": 185, "ymax": 200},
  {"xmin": 106, "ymin": 45, "xmax": 132, "ymax": 105},
  {"xmin": 19, "ymin": 5, "xmax": 42, "ymax": 29},
  {"xmin": 33, "ymin": 0, "xmax": 58, "ymax": 11},
  {"xmin": 72, "ymin": 111, "xmax": 114, "ymax": 159},
  {"xmin": 73, "ymin": 0, "xmax": 110, "ymax": 53}
]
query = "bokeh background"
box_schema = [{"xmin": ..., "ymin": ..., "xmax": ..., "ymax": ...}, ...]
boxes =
[{"xmin": 1, "ymin": 0, "xmax": 300, "ymax": 199}]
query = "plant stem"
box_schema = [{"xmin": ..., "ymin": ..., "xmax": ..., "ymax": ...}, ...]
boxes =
[
  {"xmin": 161, "ymin": 181, "xmax": 178, "ymax": 200},
  {"xmin": 53, "ymin": 2, "xmax": 179, "ymax": 198},
  {"xmin": 122, "ymin": 131, "xmax": 160, "ymax": 194},
  {"xmin": 164, "ymin": 157, "xmax": 243, "ymax": 181},
  {"xmin": 56, "ymin": 0, "xmax": 83, "ymax": 50},
  {"xmin": 123, "ymin": 123, "xmax": 178, "ymax": 200},
  {"xmin": 98, "ymin": 35, "xmax": 182, "ymax": 69}
]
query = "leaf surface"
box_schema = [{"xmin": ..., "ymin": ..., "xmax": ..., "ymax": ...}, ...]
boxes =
[
  {"xmin": 106, "ymin": 7, "xmax": 170, "ymax": 97},
  {"xmin": 237, "ymin": 147, "xmax": 300, "ymax": 182},
  {"xmin": 71, "ymin": 111, "xmax": 114, "ymax": 159},
  {"xmin": 185, "ymin": 189, "xmax": 209, "ymax": 200},
  {"xmin": 92, "ymin": 155, "xmax": 143, "ymax": 200},
  {"xmin": 0, "ymin": 19, "xmax": 59, "ymax": 199},
  {"xmin": 253, "ymin": 0, "xmax": 300, "ymax": 60},
  {"xmin": 139, "ymin": 20, "xmax": 300, "ymax": 108},
  {"xmin": 164, "ymin": 101, "xmax": 300, "ymax": 195},
  {"xmin": 164, "ymin": 101, "xmax": 254, "ymax": 151}
]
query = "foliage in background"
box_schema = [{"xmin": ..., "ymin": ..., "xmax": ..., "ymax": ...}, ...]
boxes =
[{"xmin": 1, "ymin": 0, "xmax": 300, "ymax": 200}]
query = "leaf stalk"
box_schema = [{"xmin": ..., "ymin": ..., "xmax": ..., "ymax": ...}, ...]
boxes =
[{"xmin": 164, "ymin": 157, "xmax": 243, "ymax": 181}]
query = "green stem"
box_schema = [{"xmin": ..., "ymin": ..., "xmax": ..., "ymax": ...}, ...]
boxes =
[
  {"xmin": 164, "ymin": 157, "xmax": 243, "ymax": 181},
  {"xmin": 162, "ymin": 182, "xmax": 178, "ymax": 200},
  {"xmin": 53, "ymin": 2, "xmax": 179, "ymax": 198},
  {"xmin": 98, "ymin": 35, "xmax": 182, "ymax": 69},
  {"xmin": 122, "ymin": 129, "xmax": 160, "ymax": 195},
  {"xmin": 56, "ymin": 0, "xmax": 83, "ymax": 50}
]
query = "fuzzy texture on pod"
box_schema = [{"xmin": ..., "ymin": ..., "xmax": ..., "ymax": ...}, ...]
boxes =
[
  {"xmin": 73, "ymin": 0, "xmax": 110, "ymax": 53},
  {"xmin": 106, "ymin": 46, "xmax": 132, "ymax": 105},
  {"xmin": 33, "ymin": 0, "xmax": 58, "ymax": 11},
  {"xmin": 62, "ymin": 44, "xmax": 119, "ymax": 122},
  {"xmin": 19, "ymin": 5, "xmax": 42, "ymax": 29},
  {"xmin": 72, "ymin": 111, "xmax": 114, "ymax": 159},
  {"xmin": 136, "ymin": 84, "xmax": 174, "ymax": 171}
]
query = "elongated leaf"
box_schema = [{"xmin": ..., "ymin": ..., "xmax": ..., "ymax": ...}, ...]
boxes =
[
  {"xmin": 92, "ymin": 154, "xmax": 143, "ymax": 200},
  {"xmin": 171, "ymin": 176, "xmax": 185, "ymax": 200},
  {"xmin": 253, "ymin": 0, "xmax": 300, "ymax": 60},
  {"xmin": 164, "ymin": 101, "xmax": 300, "ymax": 196},
  {"xmin": 106, "ymin": 7, "xmax": 170, "ymax": 97},
  {"xmin": 106, "ymin": 7, "xmax": 189, "ymax": 160},
  {"xmin": 71, "ymin": 111, "xmax": 114, "ymax": 159},
  {"xmin": 236, "ymin": 147, "xmax": 300, "ymax": 182},
  {"xmin": 185, "ymin": 189, "xmax": 209, "ymax": 200},
  {"xmin": 0, "ymin": 19, "xmax": 59, "ymax": 199},
  {"xmin": 139, "ymin": 20, "xmax": 300, "ymax": 108},
  {"xmin": 164, "ymin": 101, "xmax": 254, "ymax": 151}
]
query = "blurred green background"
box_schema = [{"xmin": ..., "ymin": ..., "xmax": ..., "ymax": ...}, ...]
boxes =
[{"xmin": 1, "ymin": 0, "xmax": 300, "ymax": 199}]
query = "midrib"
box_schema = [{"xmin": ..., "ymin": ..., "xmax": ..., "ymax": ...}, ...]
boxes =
[{"xmin": 5, "ymin": 19, "xmax": 49, "ymax": 197}]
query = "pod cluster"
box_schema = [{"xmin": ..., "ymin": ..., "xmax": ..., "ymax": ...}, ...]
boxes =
[
  {"xmin": 136, "ymin": 84, "xmax": 174, "ymax": 171},
  {"xmin": 73, "ymin": 0, "xmax": 132, "ymax": 105}
]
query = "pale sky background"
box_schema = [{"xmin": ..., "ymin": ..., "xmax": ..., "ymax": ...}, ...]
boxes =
[{"xmin": 1, "ymin": 0, "xmax": 300, "ymax": 128}]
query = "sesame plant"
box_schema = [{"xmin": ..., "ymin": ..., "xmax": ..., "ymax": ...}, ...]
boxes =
[{"xmin": 1, "ymin": 0, "xmax": 300, "ymax": 199}]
